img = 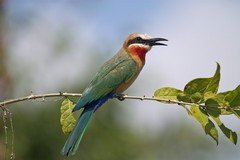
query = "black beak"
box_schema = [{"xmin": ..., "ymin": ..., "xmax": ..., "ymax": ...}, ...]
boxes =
[{"xmin": 146, "ymin": 38, "xmax": 168, "ymax": 46}]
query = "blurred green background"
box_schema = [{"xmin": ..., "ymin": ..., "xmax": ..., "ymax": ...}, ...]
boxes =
[{"xmin": 1, "ymin": 0, "xmax": 240, "ymax": 159}]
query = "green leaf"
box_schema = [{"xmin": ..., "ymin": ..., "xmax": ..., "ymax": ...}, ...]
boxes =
[
  {"xmin": 205, "ymin": 91, "xmax": 233, "ymax": 115},
  {"xmin": 205, "ymin": 93, "xmax": 226, "ymax": 117},
  {"xmin": 203, "ymin": 91, "xmax": 216, "ymax": 101},
  {"xmin": 178, "ymin": 63, "xmax": 220, "ymax": 104},
  {"xmin": 154, "ymin": 87, "xmax": 183, "ymax": 101},
  {"xmin": 205, "ymin": 91, "xmax": 239, "ymax": 144},
  {"xmin": 190, "ymin": 105, "xmax": 218, "ymax": 144},
  {"xmin": 211, "ymin": 116, "xmax": 237, "ymax": 144},
  {"xmin": 205, "ymin": 102, "xmax": 221, "ymax": 117},
  {"xmin": 183, "ymin": 63, "xmax": 220, "ymax": 98},
  {"xmin": 177, "ymin": 92, "xmax": 202, "ymax": 103},
  {"xmin": 225, "ymin": 85, "xmax": 240, "ymax": 108},
  {"xmin": 60, "ymin": 98, "xmax": 77, "ymax": 135},
  {"xmin": 205, "ymin": 91, "xmax": 229, "ymax": 107}
]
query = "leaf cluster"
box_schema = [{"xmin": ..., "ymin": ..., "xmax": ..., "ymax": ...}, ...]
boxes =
[{"xmin": 154, "ymin": 63, "xmax": 239, "ymax": 144}]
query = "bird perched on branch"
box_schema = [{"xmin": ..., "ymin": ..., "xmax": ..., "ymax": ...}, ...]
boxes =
[{"xmin": 61, "ymin": 33, "xmax": 167, "ymax": 156}]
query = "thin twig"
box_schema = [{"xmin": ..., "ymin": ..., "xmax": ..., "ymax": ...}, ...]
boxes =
[
  {"xmin": 0, "ymin": 92, "xmax": 82, "ymax": 107},
  {"xmin": 1, "ymin": 104, "xmax": 15, "ymax": 159},
  {"xmin": 9, "ymin": 111, "xmax": 15, "ymax": 160},
  {"xmin": 117, "ymin": 95, "xmax": 202, "ymax": 106},
  {"xmin": 2, "ymin": 107, "xmax": 8, "ymax": 160}
]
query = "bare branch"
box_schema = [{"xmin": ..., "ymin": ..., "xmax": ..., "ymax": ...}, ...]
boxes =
[
  {"xmin": 116, "ymin": 94, "xmax": 201, "ymax": 106},
  {"xmin": 0, "ymin": 92, "xmax": 82, "ymax": 107}
]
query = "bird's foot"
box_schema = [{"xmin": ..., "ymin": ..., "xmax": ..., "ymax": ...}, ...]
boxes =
[{"xmin": 114, "ymin": 93, "xmax": 126, "ymax": 101}]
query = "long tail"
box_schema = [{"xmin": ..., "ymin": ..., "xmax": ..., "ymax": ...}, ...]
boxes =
[{"xmin": 61, "ymin": 106, "xmax": 94, "ymax": 156}]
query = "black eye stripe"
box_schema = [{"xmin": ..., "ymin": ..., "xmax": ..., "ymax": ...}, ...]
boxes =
[{"xmin": 127, "ymin": 37, "xmax": 144, "ymax": 46}]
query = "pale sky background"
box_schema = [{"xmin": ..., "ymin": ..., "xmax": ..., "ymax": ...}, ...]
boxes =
[{"xmin": 5, "ymin": 1, "xmax": 240, "ymax": 158}]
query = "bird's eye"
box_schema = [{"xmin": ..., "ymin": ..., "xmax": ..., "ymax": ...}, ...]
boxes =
[{"xmin": 136, "ymin": 37, "xmax": 142, "ymax": 41}]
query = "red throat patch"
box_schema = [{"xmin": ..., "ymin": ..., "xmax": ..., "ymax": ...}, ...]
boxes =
[{"xmin": 129, "ymin": 45, "xmax": 148, "ymax": 61}]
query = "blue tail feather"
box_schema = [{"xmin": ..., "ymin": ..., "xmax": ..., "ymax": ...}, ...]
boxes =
[
  {"xmin": 61, "ymin": 107, "xmax": 94, "ymax": 156},
  {"xmin": 93, "ymin": 92, "xmax": 114, "ymax": 112},
  {"xmin": 61, "ymin": 93, "xmax": 114, "ymax": 156}
]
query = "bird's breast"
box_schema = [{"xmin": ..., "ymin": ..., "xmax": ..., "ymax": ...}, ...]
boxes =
[
  {"xmin": 115, "ymin": 72, "xmax": 140, "ymax": 93},
  {"xmin": 115, "ymin": 55, "xmax": 145, "ymax": 93}
]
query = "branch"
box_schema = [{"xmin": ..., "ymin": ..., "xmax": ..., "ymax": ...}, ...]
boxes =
[
  {"xmin": 115, "ymin": 94, "xmax": 202, "ymax": 106},
  {"xmin": 0, "ymin": 92, "xmax": 195, "ymax": 108},
  {"xmin": 0, "ymin": 92, "xmax": 82, "ymax": 107},
  {"xmin": 1, "ymin": 91, "xmax": 239, "ymax": 148},
  {"xmin": 1, "ymin": 92, "xmax": 239, "ymax": 111},
  {"xmin": 0, "ymin": 92, "xmax": 210, "ymax": 109}
]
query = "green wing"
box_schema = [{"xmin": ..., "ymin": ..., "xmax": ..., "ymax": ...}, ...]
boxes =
[{"xmin": 74, "ymin": 51, "xmax": 138, "ymax": 111}]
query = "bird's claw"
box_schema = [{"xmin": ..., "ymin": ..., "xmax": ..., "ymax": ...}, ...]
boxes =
[{"xmin": 115, "ymin": 94, "xmax": 126, "ymax": 101}]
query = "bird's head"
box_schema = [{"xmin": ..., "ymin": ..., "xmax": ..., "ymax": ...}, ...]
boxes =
[{"xmin": 123, "ymin": 33, "xmax": 167, "ymax": 61}]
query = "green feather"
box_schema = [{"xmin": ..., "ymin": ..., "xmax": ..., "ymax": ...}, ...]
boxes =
[{"xmin": 74, "ymin": 50, "xmax": 138, "ymax": 111}]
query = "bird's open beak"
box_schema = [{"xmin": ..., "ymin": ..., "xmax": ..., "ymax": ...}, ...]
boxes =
[{"xmin": 147, "ymin": 38, "xmax": 168, "ymax": 46}]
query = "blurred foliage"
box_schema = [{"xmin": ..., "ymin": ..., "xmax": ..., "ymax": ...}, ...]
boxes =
[{"xmin": 0, "ymin": 0, "xmax": 11, "ymax": 101}]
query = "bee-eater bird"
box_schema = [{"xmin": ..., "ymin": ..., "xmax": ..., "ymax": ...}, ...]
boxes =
[{"xmin": 61, "ymin": 33, "xmax": 167, "ymax": 156}]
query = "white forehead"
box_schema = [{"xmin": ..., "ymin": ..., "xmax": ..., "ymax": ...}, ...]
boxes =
[{"xmin": 139, "ymin": 33, "xmax": 152, "ymax": 39}]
